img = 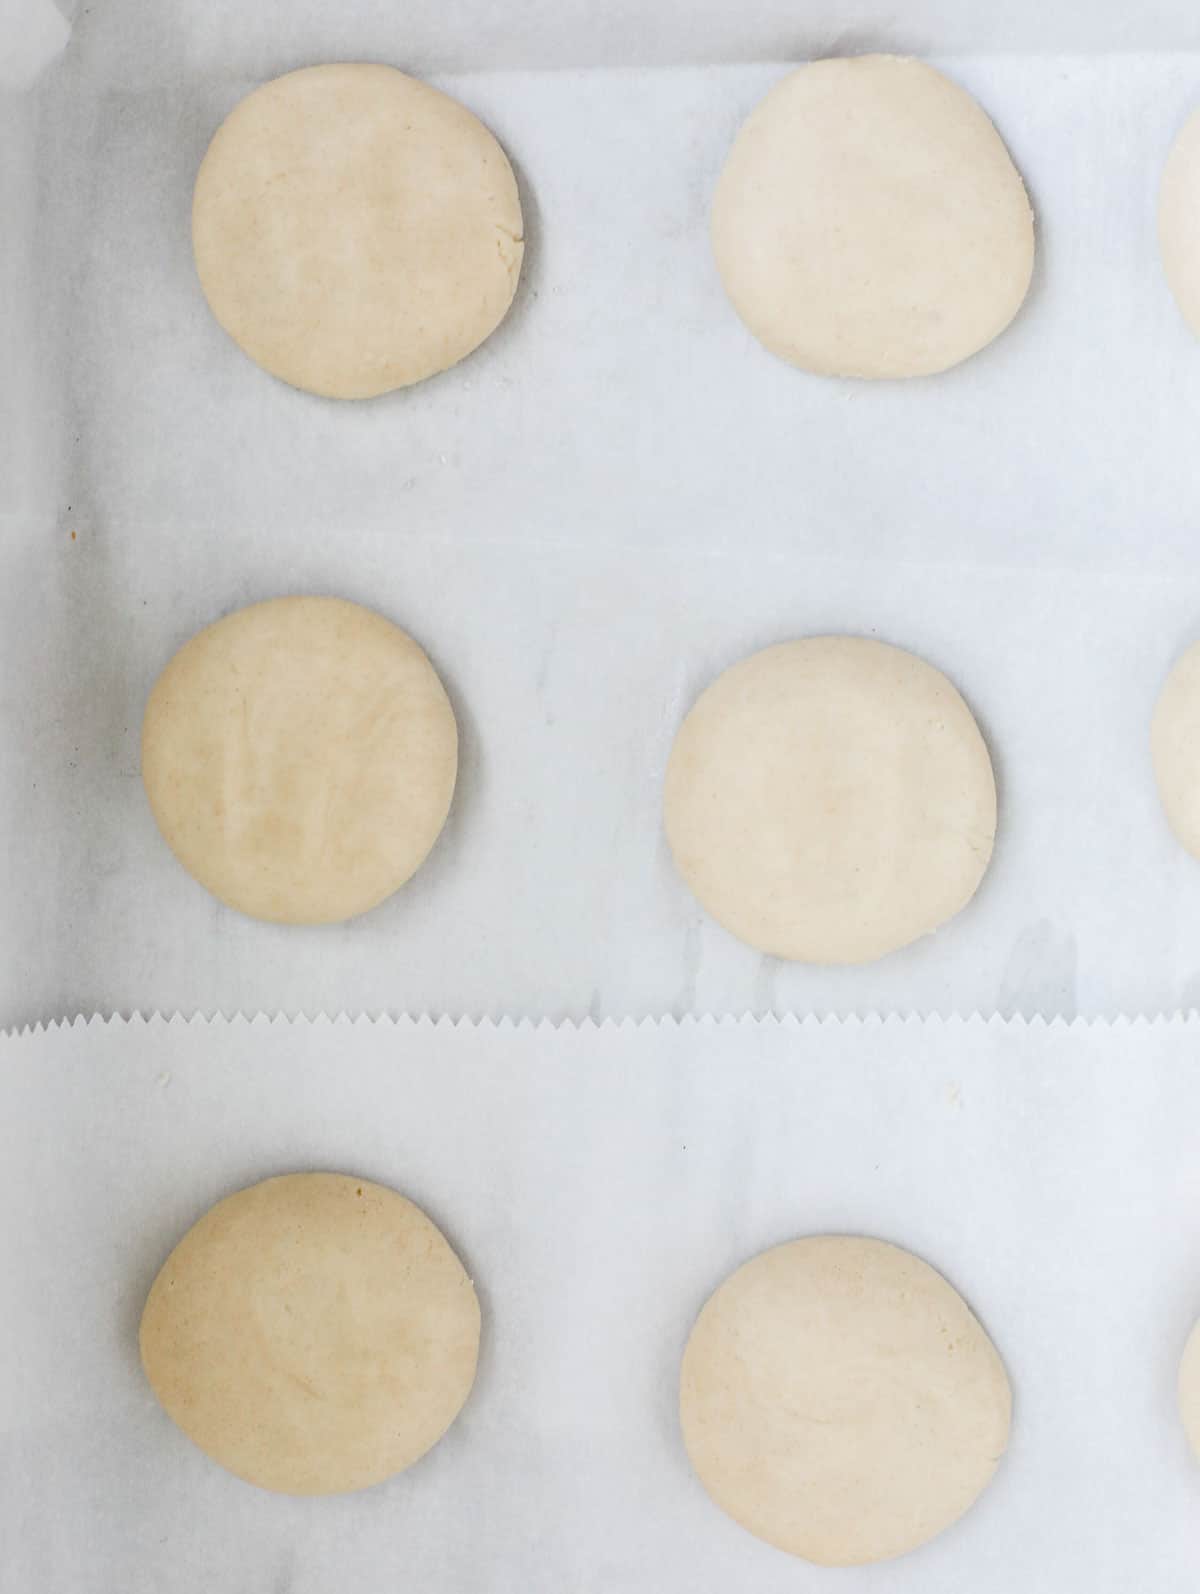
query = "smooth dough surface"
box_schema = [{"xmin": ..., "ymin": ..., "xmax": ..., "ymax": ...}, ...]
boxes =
[
  {"xmin": 1160, "ymin": 109, "xmax": 1200, "ymax": 337},
  {"xmin": 1179, "ymin": 1317, "xmax": 1200, "ymax": 1458},
  {"xmin": 664, "ymin": 637, "xmax": 996, "ymax": 964},
  {"xmin": 140, "ymin": 1173, "xmax": 480, "ymax": 1495},
  {"xmin": 711, "ymin": 55, "xmax": 1034, "ymax": 378},
  {"xmin": 142, "ymin": 596, "xmax": 457, "ymax": 924},
  {"xmin": 680, "ymin": 1236, "xmax": 1012, "ymax": 1567},
  {"xmin": 1152, "ymin": 641, "xmax": 1200, "ymax": 857},
  {"xmin": 192, "ymin": 63, "xmax": 524, "ymax": 397}
]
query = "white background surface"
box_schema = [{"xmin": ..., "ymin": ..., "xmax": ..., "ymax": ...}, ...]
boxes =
[
  {"xmin": 7, "ymin": 7, "xmax": 1200, "ymax": 1025},
  {"xmin": 1, "ymin": 1013, "xmax": 1199, "ymax": 1593}
]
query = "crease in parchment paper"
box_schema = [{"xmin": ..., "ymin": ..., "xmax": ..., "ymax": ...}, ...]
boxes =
[{"xmin": 39, "ymin": 0, "xmax": 1200, "ymax": 75}]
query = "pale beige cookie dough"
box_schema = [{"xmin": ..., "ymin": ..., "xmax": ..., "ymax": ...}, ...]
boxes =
[
  {"xmin": 680, "ymin": 1236, "xmax": 1012, "ymax": 1566},
  {"xmin": 140, "ymin": 1173, "xmax": 480, "ymax": 1495},
  {"xmin": 192, "ymin": 63, "xmax": 524, "ymax": 397},
  {"xmin": 1179, "ymin": 1317, "xmax": 1200, "ymax": 1458},
  {"xmin": 1152, "ymin": 640, "xmax": 1200, "ymax": 857},
  {"xmin": 1160, "ymin": 109, "xmax": 1200, "ymax": 337},
  {"xmin": 664, "ymin": 637, "xmax": 996, "ymax": 964},
  {"xmin": 712, "ymin": 55, "xmax": 1034, "ymax": 378},
  {"xmin": 142, "ymin": 596, "xmax": 457, "ymax": 924}
]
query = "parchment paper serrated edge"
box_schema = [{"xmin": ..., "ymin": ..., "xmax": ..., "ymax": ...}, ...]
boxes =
[{"xmin": 4, "ymin": 1008, "xmax": 1200, "ymax": 1042}]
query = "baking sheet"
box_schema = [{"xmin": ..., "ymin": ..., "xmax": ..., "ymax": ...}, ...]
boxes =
[
  {"xmin": 9, "ymin": 7, "xmax": 1200, "ymax": 1028},
  {"xmin": 0, "ymin": 1011, "xmax": 1197, "ymax": 1592}
]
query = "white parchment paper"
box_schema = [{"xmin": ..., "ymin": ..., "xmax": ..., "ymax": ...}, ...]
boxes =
[
  {"xmin": 0, "ymin": 1012, "xmax": 1198, "ymax": 1592},
  {"xmin": 8, "ymin": 5, "xmax": 1200, "ymax": 1028}
]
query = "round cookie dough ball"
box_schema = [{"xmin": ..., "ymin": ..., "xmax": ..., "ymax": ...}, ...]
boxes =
[
  {"xmin": 142, "ymin": 596, "xmax": 457, "ymax": 924},
  {"xmin": 664, "ymin": 636, "xmax": 996, "ymax": 964},
  {"xmin": 1152, "ymin": 640, "xmax": 1200, "ymax": 857},
  {"xmin": 192, "ymin": 64, "xmax": 524, "ymax": 397},
  {"xmin": 711, "ymin": 55, "xmax": 1034, "ymax": 378},
  {"xmin": 680, "ymin": 1236, "xmax": 1012, "ymax": 1566},
  {"xmin": 1160, "ymin": 109, "xmax": 1200, "ymax": 337},
  {"xmin": 140, "ymin": 1173, "xmax": 480, "ymax": 1494},
  {"xmin": 1179, "ymin": 1317, "xmax": 1200, "ymax": 1458}
]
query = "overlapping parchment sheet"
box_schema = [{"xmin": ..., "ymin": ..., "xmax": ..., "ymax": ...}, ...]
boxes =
[
  {"xmin": 1, "ymin": 1012, "xmax": 1198, "ymax": 1591},
  {"xmin": 9, "ymin": 5, "xmax": 1200, "ymax": 1028}
]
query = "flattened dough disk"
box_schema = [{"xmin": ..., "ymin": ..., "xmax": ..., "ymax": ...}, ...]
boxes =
[
  {"xmin": 711, "ymin": 54, "xmax": 1034, "ymax": 378},
  {"xmin": 663, "ymin": 636, "xmax": 996, "ymax": 964},
  {"xmin": 192, "ymin": 63, "xmax": 524, "ymax": 397},
  {"xmin": 1179, "ymin": 1317, "xmax": 1200, "ymax": 1459},
  {"xmin": 142, "ymin": 596, "xmax": 457, "ymax": 924},
  {"xmin": 1160, "ymin": 108, "xmax": 1200, "ymax": 338},
  {"xmin": 1152, "ymin": 640, "xmax": 1200, "ymax": 857},
  {"xmin": 140, "ymin": 1173, "xmax": 480, "ymax": 1494},
  {"xmin": 679, "ymin": 1236, "xmax": 1012, "ymax": 1566}
]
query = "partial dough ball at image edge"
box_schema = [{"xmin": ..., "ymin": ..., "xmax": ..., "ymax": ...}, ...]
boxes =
[
  {"xmin": 1179, "ymin": 1317, "xmax": 1200, "ymax": 1459},
  {"xmin": 141, "ymin": 596, "xmax": 458, "ymax": 925},
  {"xmin": 1151, "ymin": 640, "xmax": 1200, "ymax": 858},
  {"xmin": 139, "ymin": 1173, "xmax": 481, "ymax": 1495},
  {"xmin": 663, "ymin": 636, "xmax": 996, "ymax": 964},
  {"xmin": 192, "ymin": 63, "xmax": 525, "ymax": 397},
  {"xmin": 712, "ymin": 54, "xmax": 1034, "ymax": 378},
  {"xmin": 679, "ymin": 1236, "xmax": 1012, "ymax": 1567},
  {"xmin": 1160, "ymin": 109, "xmax": 1200, "ymax": 337}
]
